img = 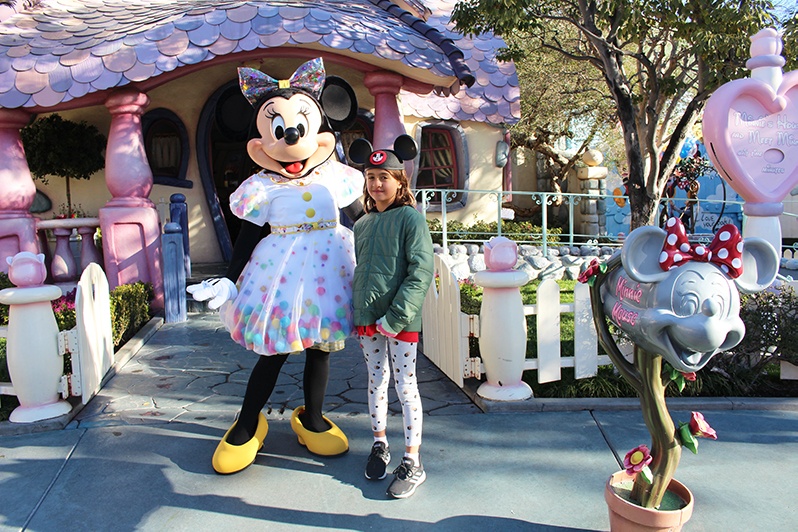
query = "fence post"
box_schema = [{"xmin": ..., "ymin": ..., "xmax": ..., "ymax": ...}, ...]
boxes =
[
  {"xmin": 169, "ymin": 193, "xmax": 190, "ymax": 278},
  {"xmin": 162, "ymin": 222, "xmax": 187, "ymax": 323},
  {"xmin": 568, "ymin": 195, "xmax": 576, "ymax": 248},
  {"xmin": 441, "ymin": 193, "xmax": 449, "ymax": 252},
  {"xmin": 472, "ymin": 237, "xmax": 533, "ymax": 401},
  {"xmin": 0, "ymin": 252, "xmax": 72, "ymax": 422},
  {"xmin": 541, "ymin": 192, "xmax": 549, "ymax": 256}
]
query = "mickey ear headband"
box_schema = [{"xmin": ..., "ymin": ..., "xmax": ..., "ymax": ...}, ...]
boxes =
[
  {"xmin": 238, "ymin": 58, "xmax": 325, "ymax": 107},
  {"xmin": 348, "ymin": 134, "xmax": 418, "ymax": 170}
]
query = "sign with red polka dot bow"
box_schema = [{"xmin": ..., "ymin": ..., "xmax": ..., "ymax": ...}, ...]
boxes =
[{"xmin": 659, "ymin": 217, "xmax": 744, "ymax": 278}]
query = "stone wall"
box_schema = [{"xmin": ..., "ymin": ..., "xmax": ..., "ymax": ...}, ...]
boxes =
[{"xmin": 436, "ymin": 243, "xmax": 616, "ymax": 282}]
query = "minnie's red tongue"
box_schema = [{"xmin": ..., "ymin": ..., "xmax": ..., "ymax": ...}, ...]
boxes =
[{"xmin": 285, "ymin": 161, "xmax": 304, "ymax": 174}]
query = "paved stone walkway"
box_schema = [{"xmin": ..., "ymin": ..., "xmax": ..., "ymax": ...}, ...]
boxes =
[{"xmin": 72, "ymin": 314, "xmax": 480, "ymax": 432}]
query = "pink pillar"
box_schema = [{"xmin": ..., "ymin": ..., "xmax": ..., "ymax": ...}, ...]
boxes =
[
  {"xmin": 364, "ymin": 71, "xmax": 414, "ymax": 174},
  {"xmin": 101, "ymin": 89, "xmax": 163, "ymax": 309},
  {"xmin": 0, "ymin": 109, "xmax": 39, "ymax": 272}
]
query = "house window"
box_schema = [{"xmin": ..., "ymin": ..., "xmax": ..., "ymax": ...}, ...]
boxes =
[
  {"xmin": 413, "ymin": 122, "xmax": 468, "ymax": 210},
  {"xmin": 142, "ymin": 108, "xmax": 192, "ymax": 188}
]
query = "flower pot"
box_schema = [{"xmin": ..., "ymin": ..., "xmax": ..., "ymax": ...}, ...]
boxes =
[{"xmin": 604, "ymin": 471, "xmax": 694, "ymax": 532}]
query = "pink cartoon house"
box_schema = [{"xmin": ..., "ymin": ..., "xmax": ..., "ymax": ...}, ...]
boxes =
[{"xmin": 0, "ymin": 0, "xmax": 520, "ymax": 307}]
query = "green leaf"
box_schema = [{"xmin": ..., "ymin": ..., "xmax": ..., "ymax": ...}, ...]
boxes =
[
  {"xmin": 680, "ymin": 424, "xmax": 699, "ymax": 454},
  {"xmin": 639, "ymin": 466, "xmax": 653, "ymax": 484}
]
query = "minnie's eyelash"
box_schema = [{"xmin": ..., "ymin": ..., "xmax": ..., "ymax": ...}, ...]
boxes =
[
  {"xmin": 262, "ymin": 108, "xmax": 276, "ymax": 119},
  {"xmin": 299, "ymin": 103, "xmax": 311, "ymax": 116}
]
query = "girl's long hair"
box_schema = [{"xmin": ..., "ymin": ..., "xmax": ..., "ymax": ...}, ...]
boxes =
[{"xmin": 362, "ymin": 168, "xmax": 416, "ymax": 213}]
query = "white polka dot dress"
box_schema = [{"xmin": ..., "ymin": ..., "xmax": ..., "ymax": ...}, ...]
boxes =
[{"xmin": 220, "ymin": 160, "xmax": 364, "ymax": 355}]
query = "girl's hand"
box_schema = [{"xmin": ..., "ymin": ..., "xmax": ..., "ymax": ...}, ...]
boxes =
[{"xmin": 376, "ymin": 317, "xmax": 399, "ymax": 338}]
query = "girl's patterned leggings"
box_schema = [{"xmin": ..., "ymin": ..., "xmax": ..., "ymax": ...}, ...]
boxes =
[{"xmin": 359, "ymin": 333, "xmax": 423, "ymax": 448}]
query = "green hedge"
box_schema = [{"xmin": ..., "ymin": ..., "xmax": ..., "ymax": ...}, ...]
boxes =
[{"xmin": 427, "ymin": 219, "xmax": 562, "ymax": 247}]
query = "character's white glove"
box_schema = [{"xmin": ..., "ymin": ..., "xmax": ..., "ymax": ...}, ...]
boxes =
[{"xmin": 186, "ymin": 278, "xmax": 238, "ymax": 310}]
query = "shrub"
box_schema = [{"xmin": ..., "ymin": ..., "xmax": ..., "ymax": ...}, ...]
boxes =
[
  {"xmin": 109, "ymin": 282, "xmax": 154, "ymax": 347},
  {"xmin": 51, "ymin": 288, "xmax": 77, "ymax": 331},
  {"xmin": 698, "ymin": 284, "xmax": 798, "ymax": 396},
  {"xmin": 427, "ymin": 218, "xmax": 562, "ymax": 247}
]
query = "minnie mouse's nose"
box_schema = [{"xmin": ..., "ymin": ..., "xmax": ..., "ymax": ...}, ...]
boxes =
[{"xmin": 284, "ymin": 127, "xmax": 300, "ymax": 145}]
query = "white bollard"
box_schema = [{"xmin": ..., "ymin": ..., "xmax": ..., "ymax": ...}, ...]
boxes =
[
  {"xmin": 472, "ymin": 237, "xmax": 533, "ymax": 401},
  {"xmin": 0, "ymin": 252, "xmax": 72, "ymax": 422}
]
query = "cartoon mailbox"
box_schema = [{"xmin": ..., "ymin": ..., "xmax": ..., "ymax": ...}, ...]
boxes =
[{"xmin": 599, "ymin": 217, "xmax": 779, "ymax": 372}]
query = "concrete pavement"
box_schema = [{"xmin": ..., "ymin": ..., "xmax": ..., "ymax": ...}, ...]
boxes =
[{"xmin": 1, "ymin": 314, "xmax": 797, "ymax": 531}]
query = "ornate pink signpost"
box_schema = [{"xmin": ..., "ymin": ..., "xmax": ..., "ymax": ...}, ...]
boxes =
[{"xmin": 702, "ymin": 28, "xmax": 798, "ymax": 253}]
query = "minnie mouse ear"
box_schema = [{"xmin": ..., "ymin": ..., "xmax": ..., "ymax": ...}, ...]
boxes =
[
  {"xmin": 348, "ymin": 138, "xmax": 373, "ymax": 165},
  {"xmin": 321, "ymin": 76, "xmax": 358, "ymax": 131},
  {"xmin": 393, "ymin": 134, "xmax": 418, "ymax": 161}
]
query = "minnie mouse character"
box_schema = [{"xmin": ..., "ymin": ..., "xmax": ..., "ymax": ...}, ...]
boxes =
[{"xmin": 187, "ymin": 58, "xmax": 365, "ymax": 474}]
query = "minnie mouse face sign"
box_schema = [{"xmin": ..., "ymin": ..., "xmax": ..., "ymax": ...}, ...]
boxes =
[
  {"xmin": 348, "ymin": 134, "xmax": 418, "ymax": 170},
  {"xmin": 239, "ymin": 58, "xmax": 358, "ymax": 179},
  {"xmin": 599, "ymin": 217, "xmax": 778, "ymax": 372}
]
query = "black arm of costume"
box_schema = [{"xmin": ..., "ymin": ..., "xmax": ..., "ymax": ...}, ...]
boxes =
[
  {"xmin": 225, "ymin": 221, "xmax": 270, "ymax": 282},
  {"xmin": 342, "ymin": 198, "xmax": 365, "ymax": 224}
]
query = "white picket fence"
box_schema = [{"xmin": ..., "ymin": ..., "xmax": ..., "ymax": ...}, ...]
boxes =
[
  {"xmin": 0, "ymin": 263, "xmax": 114, "ymax": 409},
  {"xmin": 421, "ymin": 253, "xmax": 612, "ymax": 388}
]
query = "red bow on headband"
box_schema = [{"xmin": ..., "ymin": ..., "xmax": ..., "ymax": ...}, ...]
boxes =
[{"xmin": 659, "ymin": 217, "xmax": 744, "ymax": 278}]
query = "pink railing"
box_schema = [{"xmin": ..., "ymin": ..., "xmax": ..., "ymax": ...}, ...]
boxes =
[{"xmin": 35, "ymin": 217, "xmax": 102, "ymax": 284}]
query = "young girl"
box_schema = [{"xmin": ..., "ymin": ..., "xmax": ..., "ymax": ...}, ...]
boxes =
[{"xmin": 348, "ymin": 136, "xmax": 434, "ymax": 499}]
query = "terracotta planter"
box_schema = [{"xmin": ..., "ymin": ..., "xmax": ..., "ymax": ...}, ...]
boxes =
[{"xmin": 604, "ymin": 471, "xmax": 694, "ymax": 532}]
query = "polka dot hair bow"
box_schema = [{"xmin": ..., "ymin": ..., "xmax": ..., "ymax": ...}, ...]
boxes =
[{"xmin": 659, "ymin": 217, "xmax": 744, "ymax": 278}]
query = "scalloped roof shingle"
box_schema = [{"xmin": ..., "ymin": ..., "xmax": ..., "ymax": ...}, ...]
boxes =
[
  {"xmin": 399, "ymin": 0, "xmax": 519, "ymax": 126},
  {"xmin": 0, "ymin": 0, "xmax": 519, "ymax": 125}
]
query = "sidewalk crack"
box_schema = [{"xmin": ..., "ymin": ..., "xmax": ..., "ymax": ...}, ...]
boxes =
[{"xmin": 22, "ymin": 429, "xmax": 88, "ymax": 531}]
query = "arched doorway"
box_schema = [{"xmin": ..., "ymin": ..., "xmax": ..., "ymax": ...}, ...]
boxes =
[{"xmin": 197, "ymin": 80, "xmax": 256, "ymax": 262}]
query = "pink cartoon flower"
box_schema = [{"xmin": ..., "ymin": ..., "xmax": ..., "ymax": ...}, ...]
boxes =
[
  {"xmin": 689, "ymin": 412, "xmax": 717, "ymax": 440},
  {"xmin": 578, "ymin": 258, "xmax": 605, "ymax": 286},
  {"xmin": 623, "ymin": 444, "xmax": 653, "ymax": 475},
  {"xmin": 681, "ymin": 372, "xmax": 697, "ymax": 382}
]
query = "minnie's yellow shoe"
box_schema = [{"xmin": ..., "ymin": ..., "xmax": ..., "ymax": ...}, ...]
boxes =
[
  {"xmin": 290, "ymin": 406, "xmax": 349, "ymax": 456},
  {"xmin": 212, "ymin": 413, "xmax": 269, "ymax": 474}
]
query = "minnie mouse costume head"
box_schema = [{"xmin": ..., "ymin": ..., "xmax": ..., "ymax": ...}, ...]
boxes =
[{"xmin": 239, "ymin": 57, "xmax": 358, "ymax": 179}]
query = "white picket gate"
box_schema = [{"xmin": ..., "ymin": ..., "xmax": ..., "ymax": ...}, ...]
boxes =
[
  {"xmin": 0, "ymin": 263, "xmax": 114, "ymax": 410},
  {"xmin": 421, "ymin": 253, "xmax": 611, "ymax": 388}
]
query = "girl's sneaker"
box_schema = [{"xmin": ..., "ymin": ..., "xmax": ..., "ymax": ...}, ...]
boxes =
[
  {"xmin": 387, "ymin": 456, "xmax": 426, "ymax": 499},
  {"xmin": 365, "ymin": 441, "xmax": 391, "ymax": 480}
]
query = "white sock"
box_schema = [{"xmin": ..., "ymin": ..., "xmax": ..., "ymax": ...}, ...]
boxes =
[
  {"xmin": 404, "ymin": 452, "xmax": 419, "ymax": 465},
  {"xmin": 374, "ymin": 436, "xmax": 388, "ymax": 445}
]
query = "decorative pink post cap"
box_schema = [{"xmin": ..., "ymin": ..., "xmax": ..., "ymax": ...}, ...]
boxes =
[
  {"xmin": 6, "ymin": 251, "xmax": 47, "ymax": 287},
  {"xmin": 746, "ymin": 28, "xmax": 785, "ymax": 70},
  {"xmin": 484, "ymin": 236, "xmax": 518, "ymax": 271}
]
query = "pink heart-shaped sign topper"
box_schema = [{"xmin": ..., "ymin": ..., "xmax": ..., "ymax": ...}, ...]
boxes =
[{"xmin": 702, "ymin": 69, "xmax": 798, "ymax": 204}]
